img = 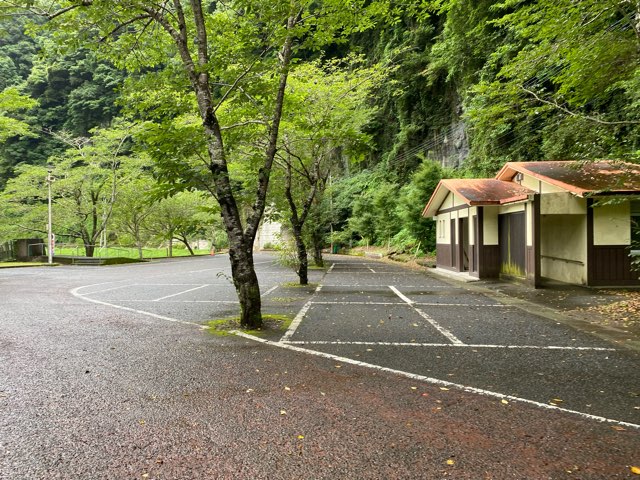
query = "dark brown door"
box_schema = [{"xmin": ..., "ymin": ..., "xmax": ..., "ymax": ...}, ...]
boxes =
[
  {"xmin": 472, "ymin": 215, "xmax": 478, "ymax": 273},
  {"xmin": 499, "ymin": 212, "xmax": 525, "ymax": 277},
  {"xmin": 450, "ymin": 219, "xmax": 456, "ymax": 268},
  {"xmin": 458, "ymin": 217, "xmax": 469, "ymax": 272}
]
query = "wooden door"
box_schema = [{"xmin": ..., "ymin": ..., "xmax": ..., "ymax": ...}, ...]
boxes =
[{"xmin": 499, "ymin": 212, "xmax": 526, "ymax": 277}]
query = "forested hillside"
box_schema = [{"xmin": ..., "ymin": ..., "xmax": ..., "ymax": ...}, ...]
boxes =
[{"xmin": 0, "ymin": 1, "xmax": 638, "ymax": 324}]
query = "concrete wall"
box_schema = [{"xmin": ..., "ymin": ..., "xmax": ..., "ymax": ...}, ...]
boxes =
[
  {"xmin": 483, "ymin": 208, "xmax": 499, "ymax": 245},
  {"xmin": 435, "ymin": 194, "xmax": 477, "ymax": 247},
  {"xmin": 521, "ymin": 175, "xmax": 566, "ymax": 194},
  {"xmin": 540, "ymin": 214, "xmax": 587, "ymax": 284},
  {"xmin": 541, "ymin": 192, "xmax": 586, "ymax": 215},
  {"xmin": 593, "ymin": 200, "xmax": 630, "ymax": 246},
  {"xmin": 435, "ymin": 213, "xmax": 451, "ymax": 245},
  {"xmin": 255, "ymin": 220, "xmax": 283, "ymax": 250}
]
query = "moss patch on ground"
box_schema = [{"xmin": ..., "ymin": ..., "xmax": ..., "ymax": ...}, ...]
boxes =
[
  {"xmin": 102, "ymin": 257, "xmax": 146, "ymax": 265},
  {"xmin": 207, "ymin": 314, "xmax": 293, "ymax": 337},
  {"xmin": 0, "ymin": 262, "xmax": 56, "ymax": 268},
  {"xmin": 282, "ymin": 282, "xmax": 318, "ymax": 289}
]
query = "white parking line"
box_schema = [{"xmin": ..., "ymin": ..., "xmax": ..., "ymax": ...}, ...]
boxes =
[
  {"xmin": 152, "ymin": 284, "xmax": 210, "ymax": 302},
  {"xmin": 233, "ymin": 331, "xmax": 639, "ymax": 430},
  {"xmin": 414, "ymin": 303, "xmax": 510, "ymax": 307},
  {"xmin": 75, "ymin": 283, "xmax": 136, "ymax": 296},
  {"xmin": 116, "ymin": 300, "xmax": 239, "ymax": 304},
  {"xmin": 312, "ymin": 301, "xmax": 401, "ymax": 305},
  {"xmin": 261, "ymin": 285, "xmax": 279, "ymax": 297},
  {"xmin": 389, "ymin": 286, "xmax": 413, "ymax": 304},
  {"xmin": 389, "ymin": 286, "xmax": 464, "ymax": 345},
  {"xmin": 322, "ymin": 284, "xmax": 453, "ymax": 288},
  {"xmin": 329, "ymin": 271, "xmax": 424, "ymax": 275},
  {"xmin": 280, "ymin": 263, "xmax": 334, "ymax": 342},
  {"xmin": 69, "ymin": 286, "xmax": 204, "ymax": 328},
  {"xmin": 282, "ymin": 340, "xmax": 616, "ymax": 351}
]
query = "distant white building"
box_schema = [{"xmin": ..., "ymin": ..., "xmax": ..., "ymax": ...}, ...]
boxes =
[{"xmin": 255, "ymin": 214, "xmax": 284, "ymax": 250}]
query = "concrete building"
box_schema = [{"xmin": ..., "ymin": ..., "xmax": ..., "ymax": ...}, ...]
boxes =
[{"xmin": 423, "ymin": 160, "xmax": 640, "ymax": 287}]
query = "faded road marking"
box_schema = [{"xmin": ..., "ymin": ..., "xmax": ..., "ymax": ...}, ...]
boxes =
[
  {"xmin": 152, "ymin": 284, "xmax": 209, "ymax": 302},
  {"xmin": 389, "ymin": 285, "xmax": 464, "ymax": 345},
  {"xmin": 70, "ymin": 285, "xmax": 205, "ymax": 328}
]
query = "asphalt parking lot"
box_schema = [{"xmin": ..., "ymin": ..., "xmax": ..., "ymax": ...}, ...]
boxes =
[
  {"xmin": 2, "ymin": 253, "xmax": 639, "ymax": 478},
  {"xmin": 68, "ymin": 254, "xmax": 639, "ymax": 426}
]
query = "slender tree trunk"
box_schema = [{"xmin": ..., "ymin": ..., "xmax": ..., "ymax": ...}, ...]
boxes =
[
  {"xmin": 149, "ymin": 2, "xmax": 296, "ymax": 329},
  {"xmin": 134, "ymin": 225, "xmax": 144, "ymax": 259},
  {"xmin": 312, "ymin": 232, "xmax": 324, "ymax": 267},
  {"xmin": 228, "ymin": 238, "xmax": 262, "ymax": 328},
  {"xmin": 292, "ymin": 222, "xmax": 308, "ymax": 285},
  {"xmin": 177, "ymin": 234, "xmax": 195, "ymax": 255},
  {"xmin": 81, "ymin": 229, "xmax": 94, "ymax": 257}
]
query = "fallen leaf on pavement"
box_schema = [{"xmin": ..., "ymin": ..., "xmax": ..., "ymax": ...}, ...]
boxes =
[
  {"xmin": 611, "ymin": 426, "xmax": 626, "ymax": 431},
  {"xmin": 446, "ymin": 459, "xmax": 455, "ymax": 465},
  {"xmin": 630, "ymin": 466, "xmax": 640, "ymax": 475},
  {"xmin": 501, "ymin": 399, "xmax": 509, "ymax": 405},
  {"xmin": 280, "ymin": 409, "xmax": 287, "ymax": 415},
  {"xmin": 439, "ymin": 387, "xmax": 449, "ymax": 391}
]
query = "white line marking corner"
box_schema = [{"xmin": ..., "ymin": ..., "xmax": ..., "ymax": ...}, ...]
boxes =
[{"xmin": 232, "ymin": 330, "xmax": 639, "ymax": 430}]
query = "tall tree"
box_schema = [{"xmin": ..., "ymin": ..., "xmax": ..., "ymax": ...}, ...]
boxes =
[
  {"xmin": 147, "ymin": 191, "xmax": 215, "ymax": 257},
  {"xmin": 274, "ymin": 56, "xmax": 384, "ymax": 284},
  {"xmin": 0, "ymin": 123, "xmax": 137, "ymax": 256},
  {"xmin": 22, "ymin": 0, "xmax": 386, "ymax": 328},
  {"xmin": 0, "ymin": 86, "xmax": 36, "ymax": 143}
]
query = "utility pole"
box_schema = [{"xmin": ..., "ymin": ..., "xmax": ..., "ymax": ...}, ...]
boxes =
[
  {"xmin": 47, "ymin": 169, "xmax": 53, "ymax": 265},
  {"xmin": 329, "ymin": 174, "xmax": 333, "ymax": 254}
]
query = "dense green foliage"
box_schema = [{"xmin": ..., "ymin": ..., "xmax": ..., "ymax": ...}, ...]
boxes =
[{"xmin": 1, "ymin": 0, "xmax": 639, "ymax": 259}]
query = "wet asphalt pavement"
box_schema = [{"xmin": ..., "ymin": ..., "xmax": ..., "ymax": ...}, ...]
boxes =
[{"xmin": 1, "ymin": 254, "xmax": 639, "ymax": 479}]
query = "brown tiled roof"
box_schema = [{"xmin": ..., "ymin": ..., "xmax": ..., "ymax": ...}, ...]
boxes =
[
  {"xmin": 496, "ymin": 160, "xmax": 640, "ymax": 196},
  {"xmin": 443, "ymin": 179, "xmax": 534, "ymax": 204},
  {"xmin": 422, "ymin": 179, "xmax": 534, "ymax": 217}
]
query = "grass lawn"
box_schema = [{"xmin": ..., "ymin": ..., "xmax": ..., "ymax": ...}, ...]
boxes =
[
  {"xmin": 0, "ymin": 262, "xmax": 53, "ymax": 268},
  {"xmin": 54, "ymin": 246, "xmax": 212, "ymax": 259}
]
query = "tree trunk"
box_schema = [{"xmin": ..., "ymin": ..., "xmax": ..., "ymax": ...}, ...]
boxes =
[
  {"xmin": 160, "ymin": 3, "xmax": 297, "ymax": 329},
  {"xmin": 228, "ymin": 239, "xmax": 262, "ymax": 329},
  {"xmin": 81, "ymin": 229, "xmax": 94, "ymax": 257},
  {"xmin": 176, "ymin": 234, "xmax": 195, "ymax": 255},
  {"xmin": 292, "ymin": 222, "xmax": 308, "ymax": 285},
  {"xmin": 134, "ymin": 225, "xmax": 144, "ymax": 259},
  {"xmin": 312, "ymin": 234, "xmax": 324, "ymax": 267}
]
